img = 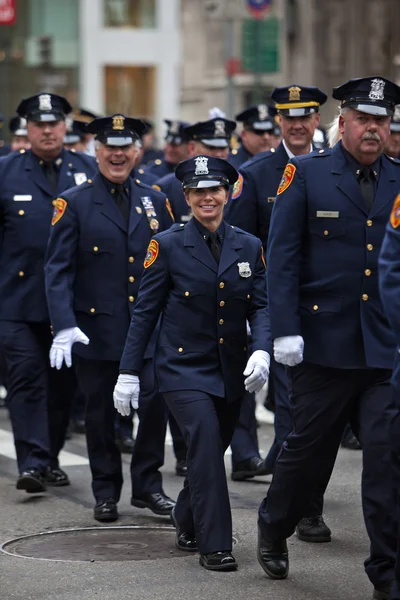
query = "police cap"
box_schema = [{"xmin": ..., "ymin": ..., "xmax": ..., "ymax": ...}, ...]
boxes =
[
  {"xmin": 333, "ymin": 77, "xmax": 400, "ymax": 117},
  {"xmin": 64, "ymin": 119, "xmax": 86, "ymax": 144},
  {"xmin": 164, "ymin": 119, "xmax": 190, "ymax": 145},
  {"xmin": 17, "ymin": 93, "xmax": 72, "ymax": 122},
  {"xmin": 72, "ymin": 107, "xmax": 99, "ymax": 124},
  {"xmin": 235, "ymin": 104, "xmax": 276, "ymax": 131},
  {"xmin": 87, "ymin": 114, "xmax": 147, "ymax": 146},
  {"xmin": 184, "ymin": 118, "xmax": 236, "ymax": 148},
  {"xmin": 271, "ymin": 85, "xmax": 327, "ymax": 117},
  {"xmin": 9, "ymin": 116, "xmax": 27, "ymax": 136},
  {"xmin": 391, "ymin": 105, "xmax": 400, "ymax": 133},
  {"xmin": 175, "ymin": 155, "xmax": 238, "ymax": 189}
]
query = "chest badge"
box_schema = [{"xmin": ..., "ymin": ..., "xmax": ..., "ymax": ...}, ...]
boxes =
[
  {"xmin": 74, "ymin": 172, "xmax": 88, "ymax": 186},
  {"xmin": 238, "ymin": 262, "xmax": 251, "ymax": 278}
]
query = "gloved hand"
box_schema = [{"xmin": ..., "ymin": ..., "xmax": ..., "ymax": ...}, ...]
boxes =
[
  {"xmin": 273, "ymin": 335, "xmax": 304, "ymax": 366},
  {"xmin": 113, "ymin": 374, "xmax": 140, "ymax": 416},
  {"xmin": 49, "ymin": 327, "xmax": 89, "ymax": 370},
  {"xmin": 243, "ymin": 350, "xmax": 270, "ymax": 393}
]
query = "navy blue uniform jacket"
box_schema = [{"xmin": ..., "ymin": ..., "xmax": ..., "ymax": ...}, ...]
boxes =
[
  {"xmin": 379, "ymin": 191, "xmax": 400, "ymax": 389},
  {"xmin": 146, "ymin": 159, "xmax": 174, "ymax": 179},
  {"xmin": 228, "ymin": 145, "xmax": 253, "ymax": 170},
  {"xmin": 44, "ymin": 174, "xmax": 173, "ymax": 362},
  {"xmin": 225, "ymin": 142, "xmax": 290, "ymax": 249},
  {"xmin": 267, "ymin": 141, "xmax": 400, "ymax": 369},
  {"xmin": 0, "ymin": 148, "xmax": 97, "ymax": 323},
  {"xmin": 120, "ymin": 219, "xmax": 271, "ymax": 402},
  {"xmin": 154, "ymin": 172, "xmax": 189, "ymax": 224}
]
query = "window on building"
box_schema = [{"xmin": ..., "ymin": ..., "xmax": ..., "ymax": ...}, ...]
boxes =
[
  {"xmin": 104, "ymin": 0, "xmax": 156, "ymax": 28},
  {"xmin": 105, "ymin": 66, "xmax": 156, "ymax": 119}
]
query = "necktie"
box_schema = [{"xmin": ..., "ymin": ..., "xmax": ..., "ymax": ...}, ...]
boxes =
[
  {"xmin": 208, "ymin": 231, "xmax": 221, "ymax": 264},
  {"xmin": 358, "ymin": 167, "xmax": 375, "ymax": 212},
  {"xmin": 114, "ymin": 184, "xmax": 130, "ymax": 223},
  {"xmin": 43, "ymin": 162, "xmax": 59, "ymax": 194}
]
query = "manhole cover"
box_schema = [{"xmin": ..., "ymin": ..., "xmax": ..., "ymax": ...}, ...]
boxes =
[{"xmin": 1, "ymin": 526, "xmax": 187, "ymax": 562}]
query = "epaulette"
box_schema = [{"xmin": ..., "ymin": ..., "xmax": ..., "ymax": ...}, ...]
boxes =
[
  {"xmin": 386, "ymin": 154, "xmax": 400, "ymax": 164},
  {"xmin": 241, "ymin": 148, "xmax": 276, "ymax": 171},
  {"xmin": 295, "ymin": 148, "xmax": 332, "ymax": 163},
  {"xmin": 156, "ymin": 222, "xmax": 184, "ymax": 239}
]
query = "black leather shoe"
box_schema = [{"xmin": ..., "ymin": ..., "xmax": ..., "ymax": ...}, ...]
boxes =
[
  {"xmin": 231, "ymin": 457, "xmax": 270, "ymax": 481},
  {"xmin": 44, "ymin": 466, "xmax": 70, "ymax": 487},
  {"xmin": 372, "ymin": 585, "xmax": 392, "ymax": 600},
  {"xmin": 94, "ymin": 498, "xmax": 119, "ymax": 522},
  {"xmin": 199, "ymin": 551, "xmax": 237, "ymax": 571},
  {"xmin": 116, "ymin": 435, "xmax": 135, "ymax": 454},
  {"xmin": 131, "ymin": 492, "xmax": 176, "ymax": 516},
  {"xmin": 16, "ymin": 468, "xmax": 46, "ymax": 493},
  {"xmin": 257, "ymin": 527, "xmax": 288, "ymax": 579},
  {"xmin": 296, "ymin": 515, "xmax": 331, "ymax": 543},
  {"xmin": 175, "ymin": 459, "xmax": 188, "ymax": 477},
  {"xmin": 170, "ymin": 507, "xmax": 197, "ymax": 552}
]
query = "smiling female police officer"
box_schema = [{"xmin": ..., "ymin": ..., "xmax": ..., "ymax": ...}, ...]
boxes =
[{"xmin": 113, "ymin": 156, "xmax": 271, "ymax": 571}]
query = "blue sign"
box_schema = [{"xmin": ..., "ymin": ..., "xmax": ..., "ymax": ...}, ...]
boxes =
[{"xmin": 247, "ymin": 0, "xmax": 273, "ymax": 19}]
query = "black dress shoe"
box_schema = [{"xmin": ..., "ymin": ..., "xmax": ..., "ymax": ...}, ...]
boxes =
[
  {"xmin": 16, "ymin": 468, "xmax": 46, "ymax": 493},
  {"xmin": 373, "ymin": 585, "xmax": 392, "ymax": 600},
  {"xmin": 131, "ymin": 492, "xmax": 176, "ymax": 516},
  {"xmin": 231, "ymin": 457, "xmax": 270, "ymax": 481},
  {"xmin": 170, "ymin": 507, "xmax": 197, "ymax": 552},
  {"xmin": 199, "ymin": 551, "xmax": 237, "ymax": 571},
  {"xmin": 116, "ymin": 435, "xmax": 135, "ymax": 454},
  {"xmin": 296, "ymin": 515, "xmax": 331, "ymax": 543},
  {"xmin": 94, "ymin": 498, "xmax": 119, "ymax": 522},
  {"xmin": 175, "ymin": 459, "xmax": 188, "ymax": 477},
  {"xmin": 44, "ymin": 466, "xmax": 70, "ymax": 487},
  {"xmin": 257, "ymin": 527, "xmax": 288, "ymax": 579}
]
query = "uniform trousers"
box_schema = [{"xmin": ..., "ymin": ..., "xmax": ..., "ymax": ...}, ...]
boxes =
[
  {"xmin": 163, "ymin": 389, "xmax": 242, "ymax": 554},
  {"xmin": 389, "ymin": 396, "xmax": 400, "ymax": 599},
  {"xmin": 0, "ymin": 321, "xmax": 73, "ymax": 472},
  {"xmin": 230, "ymin": 389, "xmax": 260, "ymax": 465},
  {"xmin": 75, "ymin": 356, "xmax": 168, "ymax": 502},
  {"xmin": 258, "ymin": 362, "xmax": 396, "ymax": 589},
  {"xmin": 169, "ymin": 414, "xmax": 187, "ymax": 462}
]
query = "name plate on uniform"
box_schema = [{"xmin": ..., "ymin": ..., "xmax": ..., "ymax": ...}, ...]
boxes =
[
  {"xmin": 13, "ymin": 195, "xmax": 32, "ymax": 201},
  {"xmin": 74, "ymin": 173, "xmax": 87, "ymax": 186},
  {"xmin": 316, "ymin": 211, "xmax": 339, "ymax": 218}
]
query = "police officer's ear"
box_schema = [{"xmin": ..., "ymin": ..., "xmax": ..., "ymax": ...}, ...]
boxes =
[{"xmin": 187, "ymin": 140, "xmax": 197, "ymax": 156}]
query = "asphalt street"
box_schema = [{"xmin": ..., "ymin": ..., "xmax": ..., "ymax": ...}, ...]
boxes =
[{"xmin": 0, "ymin": 405, "xmax": 373, "ymax": 600}]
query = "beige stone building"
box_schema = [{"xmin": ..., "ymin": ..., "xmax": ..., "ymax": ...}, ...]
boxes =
[{"xmin": 180, "ymin": 0, "xmax": 400, "ymax": 126}]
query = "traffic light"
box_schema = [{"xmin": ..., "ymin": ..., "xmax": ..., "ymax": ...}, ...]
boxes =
[{"xmin": 39, "ymin": 36, "xmax": 52, "ymax": 67}]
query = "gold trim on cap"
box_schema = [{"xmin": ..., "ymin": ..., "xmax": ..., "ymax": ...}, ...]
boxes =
[{"xmin": 275, "ymin": 101, "xmax": 320, "ymax": 110}]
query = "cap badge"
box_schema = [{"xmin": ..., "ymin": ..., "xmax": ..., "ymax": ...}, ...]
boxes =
[
  {"xmin": 112, "ymin": 115, "xmax": 125, "ymax": 131},
  {"xmin": 394, "ymin": 105, "xmax": 400, "ymax": 121},
  {"xmin": 369, "ymin": 78, "xmax": 385, "ymax": 101},
  {"xmin": 258, "ymin": 104, "xmax": 268, "ymax": 120},
  {"xmin": 288, "ymin": 86, "xmax": 301, "ymax": 102},
  {"xmin": 194, "ymin": 156, "xmax": 209, "ymax": 175},
  {"xmin": 237, "ymin": 262, "xmax": 252, "ymax": 278},
  {"xmin": 169, "ymin": 121, "xmax": 179, "ymax": 135},
  {"xmin": 65, "ymin": 116, "xmax": 73, "ymax": 132},
  {"xmin": 214, "ymin": 120, "xmax": 226, "ymax": 137},
  {"xmin": 39, "ymin": 94, "xmax": 52, "ymax": 111},
  {"xmin": 20, "ymin": 117, "xmax": 27, "ymax": 128}
]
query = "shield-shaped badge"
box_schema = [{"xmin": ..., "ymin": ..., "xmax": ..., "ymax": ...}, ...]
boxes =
[
  {"xmin": 74, "ymin": 173, "xmax": 87, "ymax": 186},
  {"xmin": 238, "ymin": 262, "xmax": 251, "ymax": 278}
]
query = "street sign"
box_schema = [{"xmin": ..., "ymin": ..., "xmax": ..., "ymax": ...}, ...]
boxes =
[
  {"xmin": 246, "ymin": 0, "xmax": 273, "ymax": 19},
  {"xmin": 241, "ymin": 17, "xmax": 279, "ymax": 73}
]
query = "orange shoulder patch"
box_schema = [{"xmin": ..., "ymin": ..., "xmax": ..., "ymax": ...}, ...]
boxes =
[
  {"xmin": 390, "ymin": 193, "xmax": 400, "ymax": 229},
  {"xmin": 277, "ymin": 163, "xmax": 296, "ymax": 195},
  {"xmin": 165, "ymin": 198, "xmax": 175, "ymax": 222},
  {"xmin": 144, "ymin": 239, "xmax": 159, "ymax": 268},
  {"xmin": 152, "ymin": 184, "xmax": 161, "ymax": 192},
  {"xmin": 51, "ymin": 198, "xmax": 67, "ymax": 226},
  {"xmin": 231, "ymin": 173, "xmax": 243, "ymax": 199},
  {"xmin": 261, "ymin": 246, "xmax": 266, "ymax": 270}
]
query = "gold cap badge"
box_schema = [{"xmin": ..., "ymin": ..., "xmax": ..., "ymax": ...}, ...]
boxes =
[
  {"xmin": 112, "ymin": 115, "xmax": 125, "ymax": 131},
  {"xmin": 288, "ymin": 86, "xmax": 301, "ymax": 102}
]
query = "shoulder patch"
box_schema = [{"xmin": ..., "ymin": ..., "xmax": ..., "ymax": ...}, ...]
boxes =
[
  {"xmin": 231, "ymin": 173, "xmax": 243, "ymax": 200},
  {"xmin": 261, "ymin": 246, "xmax": 266, "ymax": 270},
  {"xmin": 390, "ymin": 193, "xmax": 400, "ymax": 229},
  {"xmin": 277, "ymin": 164, "xmax": 296, "ymax": 195},
  {"xmin": 165, "ymin": 198, "xmax": 175, "ymax": 222},
  {"xmin": 52, "ymin": 198, "xmax": 67, "ymax": 226},
  {"xmin": 144, "ymin": 239, "xmax": 159, "ymax": 268}
]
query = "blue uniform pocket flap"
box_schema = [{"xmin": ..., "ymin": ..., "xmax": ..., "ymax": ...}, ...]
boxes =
[
  {"xmin": 309, "ymin": 218, "xmax": 346, "ymax": 239},
  {"xmin": 300, "ymin": 294, "xmax": 343, "ymax": 314}
]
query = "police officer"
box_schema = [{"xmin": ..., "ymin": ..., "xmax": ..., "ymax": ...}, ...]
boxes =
[
  {"xmin": 72, "ymin": 107, "xmax": 99, "ymax": 156},
  {"xmin": 257, "ymin": 77, "xmax": 400, "ymax": 600},
  {"xmin": 154, "ymin": 117, "xmax": 237, "ymax": 223},
  {"xmin": 8, "ymin": 116, "xmax": 30, "ymax": 152},
  {"xmin": 226, "ymin": 85, "xmax": 331, "ymax": 540},
  {"xmin": 145, "ymin": 119, "xmax": 190, "ymax": 178},
  {"xmin": 379, "ymin": 192, "xmax": 400, "ymax": 600},
  {"xmin": 140, "ymin": 119, "xmax": 163, "ymax": 166},
  {"xmin": 0, "ymin": 92, "xmax": 97, "ymax": 492},
  {"xmin": 384, "ymin": 105, "xmax": 400, "ymax": 159},
  {"xmin": 229, "ymin": 104, "xmax": 276, "ymax": 169},
  {"xmin": 45, "ymin": 114, "xmax": 175, "ymax": 522},
  {"xmin": 113, "ymin": 155, "xmax": 270, "ymax": 571},
  {"xmin": 63, "ymin": 118, "xmax": 88, "ymax": 152}
]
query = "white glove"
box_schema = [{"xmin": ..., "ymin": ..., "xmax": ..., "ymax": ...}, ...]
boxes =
[
  {"xmin": 113, "ymin": 374, "xmax": 140, "ymax": 416},
  {"xmin": 50, "ymin": 327, "xmax": 90, "ymax": 369},
  {"xmin": 273, "ymin": 335, "xmax": 304, "ymax": 366},
  {"xmin": 243, "ymin": 350, "xmax": 270, "ymax": 394}
]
